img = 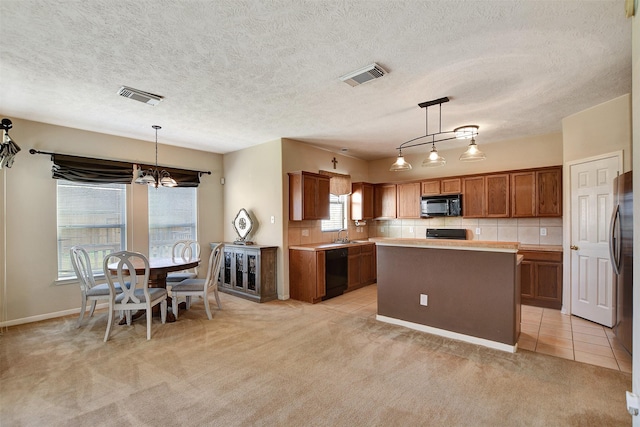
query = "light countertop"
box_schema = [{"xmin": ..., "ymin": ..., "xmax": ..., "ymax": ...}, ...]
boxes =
[
  {"xmin": 369, "ymin": 237, "xmax": 520, "ymax": 253},
  {"xmin": 289, "ymin": 241, "xmax": 375, "ymax": 251}
]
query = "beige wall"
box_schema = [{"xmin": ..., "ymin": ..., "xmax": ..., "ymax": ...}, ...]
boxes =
[
  {"xmin": 282, "ymin": 138, "xmax": 370, "ymax": 297},
  {"xmin": 0, "ymin": 118, "xmax": 224, "ymax": 324},
  {"xmin": 562, "ymin": 94, "xmax": 632, "ymax": 171},
  {"xmin": 222, "ymin": 139, "xmax": 285, "ymax": 296},
  {"xmin": 369, "ymin": 133, "xmax": 563, "ymax": 183}
]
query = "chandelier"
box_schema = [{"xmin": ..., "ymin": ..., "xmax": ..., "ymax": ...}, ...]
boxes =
[
  {"xmin": 389, "ymin": 97, "xmax": 485, "ymax": 171},
  {"xmin": 0, "ymin": 118, "xmax": 21, "ymax": 169},
  {"xmin": 135, "ymin": 125, "xmax": 177, "ymax": 188}
]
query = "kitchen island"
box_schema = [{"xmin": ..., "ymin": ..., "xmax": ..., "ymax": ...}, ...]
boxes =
[{"xmin": 371, "ymin": 238, "xmax": 522, "ymax": 352}]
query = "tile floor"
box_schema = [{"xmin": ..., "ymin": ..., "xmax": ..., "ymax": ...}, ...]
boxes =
[
  {"xmin": 321, "ymin": 285, "xmax": 632, "ymax": 373},
  {"xmin": 519, "ymin": 304, "xmax": 632, "ymax": 372}
]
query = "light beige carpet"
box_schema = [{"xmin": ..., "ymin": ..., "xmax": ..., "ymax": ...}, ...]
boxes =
[{"xmin": 0, "ymin": 285, "xmax": 631, "ymax": 426}]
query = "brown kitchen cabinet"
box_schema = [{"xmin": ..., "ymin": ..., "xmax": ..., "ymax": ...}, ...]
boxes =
[
  {"xmin": 462, "ymin": 176, "xmax": 485, "ymax": 217},
  {"xmin": 347, "ymin": 243, "xmax": 377, "ymax": 291},
  {"xmin": 290, "ymin": 244, "xmax": 376, "ymax": 303},
  {"xmin": 421, "ymin": 178, "xmax": 461, "ymax": 196},
  {"xmin": 289, "ymin": 249, "xmax": 326, "ymax": 303},
  {"xmin": 511, "ymin": 167, "xmax": 562, "ymax": 217},
  {"xmin": 351, "ymin": 182, "xmax": 374, "ymax": 221},
  {"xmin": 519, "ymin": 250, "xmax": 563, "ymax": 309},
  {"xmin": 288, "ymin": 171, "xmax": 330, "ymax": 221},
  {"xmin": 396, "ymin": 182, "xmax": 421, "ymax": 218},
  {"xmin": 374, "ymin": 184, "xmax": 397, "ymax": 219},
  {"xmin": 464, "ymin": 173, "xmax": 510, "ymax": 218},
  {"xmin": 485, "ymin": 174, "xmax": 510, "ymax": 217}
]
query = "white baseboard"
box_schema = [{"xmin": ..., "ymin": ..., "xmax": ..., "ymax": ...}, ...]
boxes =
[
  {"xmin": 0, "ymin": 302, "xmax": 109, "ymax": 327},
  {"xmin": 375, "ymin": 314, "xmax": 517, "ymax": 353}
]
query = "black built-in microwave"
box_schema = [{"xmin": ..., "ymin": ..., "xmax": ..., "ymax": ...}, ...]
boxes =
[{"xmin": 420, "ymin": 194, "xmax": 462, "ymax": 217}]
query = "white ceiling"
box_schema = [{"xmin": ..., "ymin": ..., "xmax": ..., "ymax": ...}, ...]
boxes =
[{"xmin": 0, "ymin": 1, "xmax": 632, "ymax": 161}]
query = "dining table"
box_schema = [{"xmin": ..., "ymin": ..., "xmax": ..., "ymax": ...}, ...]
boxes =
[{"xmin": 107, "ymin": 256, "xmax": 200, "ymax": 323}]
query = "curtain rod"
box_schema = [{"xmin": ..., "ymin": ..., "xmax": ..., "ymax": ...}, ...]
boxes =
[{"xmin": 28, "ymin": 149, "xmax": 212, "ymax": 176}]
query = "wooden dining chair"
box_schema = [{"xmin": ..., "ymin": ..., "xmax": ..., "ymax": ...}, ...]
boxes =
[
  {"xmin": 70, "ymin": 245, "xmax": 124, "ymax": 328},
  {"xmin": 166, "ymin": 240, "xmax": 200, "ymax": 283},
  {"xmin": 102, "ymin": 251, "xmax": 167, "ymax": 341},
  {"xmin": 170, "ymin": 243, "xmax": 223, "ymax": 320}
]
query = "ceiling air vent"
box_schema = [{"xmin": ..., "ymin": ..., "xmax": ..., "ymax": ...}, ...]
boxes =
[
  {"xmin": 117, "ymin": 86, "xmax": 164, "ymax": 106},
  {"xmin": 340, "ymin": 63, "xmax": 387, "ymax": 87}
]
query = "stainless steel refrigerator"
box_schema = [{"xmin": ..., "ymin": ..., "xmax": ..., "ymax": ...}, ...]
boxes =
[{"xmin": 610, "ymin": 171, "xmax": 633, "ymax": 354}]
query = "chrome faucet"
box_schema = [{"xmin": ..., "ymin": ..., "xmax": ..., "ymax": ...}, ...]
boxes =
[{"xmin": 336, "ymin": 229, "xmax": 349, "ymax": 243}]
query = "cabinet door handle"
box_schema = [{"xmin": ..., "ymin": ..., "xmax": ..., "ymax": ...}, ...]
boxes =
[{"xmin": 570, "ymin": 245, "xmax": 579, "ymax": 250}]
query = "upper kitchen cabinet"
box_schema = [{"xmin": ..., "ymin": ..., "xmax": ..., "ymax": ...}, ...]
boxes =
[
  {"xmin": 374, "ymin": 184, "xmax": 397, "ymax": 219},
  {"xmin": 485, "ymin": 174, "xmax": 510, "ymax": 217},
  {"xmin": 536, "ymin": 168, "xmax": 562, "ymax": 217},
  {"xmin": 288, "ymin": 171, "xmax": 330, "ymax": 220},
  {"xmin": 421, "ymin": 178, "xmax": 461, "ymax": 196},
  {"xmin": 463, "ymin": 174, "xmax": 509, "ymax": 218},
  {"xmin": 397, "ymin": 182, "xmax": 421, "ymax": 219},
  {"xmin": 462, "ymin": 176, "xmax": 485, "ymax": 217},
  {"xmin": 511, "ymin": 167, "xmax": 562, "ymax": 217},
  {"xmin": 351, "ymin": 182, "xmax": 374, "ymax": 221}
]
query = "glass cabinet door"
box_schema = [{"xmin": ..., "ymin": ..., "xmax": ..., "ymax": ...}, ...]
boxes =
[
  {"xmin": 235, "ymin": 251, "xmax": 244, "ymax": 289},
  {"xmin": 223, "ymin": 250, "xmax": 232, "ymax": 287},
  {"xmin": 247, "ymin": 252, "xmax": 258, "ymax": 293}
]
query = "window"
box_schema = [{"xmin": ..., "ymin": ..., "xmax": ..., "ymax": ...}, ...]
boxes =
[
  {"xmin": 148, "ymin": 186, "xmax": 197, "ymax": 258},
  {"xmin": 321, "ymin": 194, "xmax": 347, "ymax": 232},
  {"xmin": 57, "ymin": 181, "xmax": 127, "ymax": 279}
]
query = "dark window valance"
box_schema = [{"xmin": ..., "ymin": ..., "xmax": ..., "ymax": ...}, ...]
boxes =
[
  {"xmin": 52, "ymin": 154, "xmax": 134, "ymax": 184},
  {"xmin": 137, "ymin": 164, "xmax": 201, "ymax": 187}
]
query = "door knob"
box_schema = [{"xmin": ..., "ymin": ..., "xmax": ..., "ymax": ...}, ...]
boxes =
[{"xmin": 570, "ymin": 245, "xmax": 579, "ymax": 250}]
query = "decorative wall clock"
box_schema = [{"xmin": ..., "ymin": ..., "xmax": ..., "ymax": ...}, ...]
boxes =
[{"xmin": 232, "ymin": 208, "xmax": 254, "ymax": 245}]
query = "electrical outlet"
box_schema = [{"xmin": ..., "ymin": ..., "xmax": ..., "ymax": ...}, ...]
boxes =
[
  {"xmin": 409, "ymin": 226, "xmax": 414, "ymax": 233},
  {"xmin": 357, "ymin": 227, "xmax": 363, "ymax": 233},
  {"xmin": 476, "ymin": 228, "xmax": 481, "ymax": 235},
  {"xmin": 380, "ymin": 226, "xmax": 386, "ymax": 233},
  {"xmin": 540, "ymin": 228, "xmax": 547, "ymax": 236},
  {"xmin": 270, "ymin": 215, "xmax": 275, "ymax": 224},
  {"xmin": 301, "ymin": 229, "xmax": 309, "ymax": 237},
  {"xmin": 420, "ymin": 294, "xmax": 428, "ymax": 306}
]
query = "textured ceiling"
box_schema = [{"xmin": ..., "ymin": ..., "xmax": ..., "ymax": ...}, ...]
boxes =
[{"xmin": 0, "ymin": 1, "xmax": 632, "ymax": 160}]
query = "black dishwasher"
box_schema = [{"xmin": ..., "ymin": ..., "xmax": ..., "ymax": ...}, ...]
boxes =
[{"xmin": 323, "ymin": 248, "xmax": 348, "ymax": 300}]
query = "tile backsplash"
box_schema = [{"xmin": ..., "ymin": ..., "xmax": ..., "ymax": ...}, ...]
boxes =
[
  {"xmin": 288, "ymin": 217, "xmax": 563, "ymax": 246},
  {"xmin": 368, "ymin": 217, "xmax": 563, "ymax": 245}
]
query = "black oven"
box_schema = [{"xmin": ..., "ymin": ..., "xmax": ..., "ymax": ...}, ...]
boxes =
[{"xmin": 420, "ymin": 194, "xmax": 462, "ymax": 218}]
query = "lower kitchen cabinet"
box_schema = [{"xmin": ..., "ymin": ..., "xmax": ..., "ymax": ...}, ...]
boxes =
[
  {"xmin": 218, "ymin": 243, "xmax": 278, "ymax": 303},
  {"xmin": 289, "ymin": 249, "xmax": 326, "ymax": 303},
  {"xmin": 519, "ymin": 250, "xmax": 562, "ymax": 309},
  {"xmin": 290, "ymin": 243, "xmax": 377, "ymax": 303}
]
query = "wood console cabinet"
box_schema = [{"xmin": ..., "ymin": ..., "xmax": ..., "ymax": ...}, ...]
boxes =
[
  {"xmin": 519, "ymin": 250, "xmax": 562, "ymax": 309},
  {"xmin": 351, "ymin": 182, "xmax": 374, "ymax": 221},
  {"xmin": 288, "ymin": 171, "xmax": 330, "ymax": 220},
  {"xmin": 218, "ymin": 244, "xmax": 278, "ymax": 303}
]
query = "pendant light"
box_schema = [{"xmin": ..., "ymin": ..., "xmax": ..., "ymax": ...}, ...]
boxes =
[
  {"xmin": 135, "ymin": 125, "xmax": 177, "ymax": 188},
  {"xmin": 389, "ymin": 149, "xmax": 412, "ymax": 171},
  {"xmin": 421, "ymin": 140, "xmax": 446, "ymax": 167},
  {"xmin": 455, "ymin": 125, "xmax": 485, "ymax": 162},
  {"xmin": 390, "ymin": 98, "xmax": 484, "ymax": 170}
]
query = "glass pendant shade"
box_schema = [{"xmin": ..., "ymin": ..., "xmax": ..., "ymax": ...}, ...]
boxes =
[
  {"xmin": 389, "ymin": 152, "xmax": 412, "ymax": 171},
  {"xmin": 422, "ymin": 145, "xmax": 446, "ymax": 167},
  {"xmin": 135, "ymin": 125, "xmax": 178, "ymax": 187},
  {"xmin": 459, "ymin": 138, "xmax": 486, "ymax": 162}
]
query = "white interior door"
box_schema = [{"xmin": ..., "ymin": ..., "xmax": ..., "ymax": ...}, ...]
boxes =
[{"xmin": 570, "ymin": 154, "xmax": 620, "ymax": 327}]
